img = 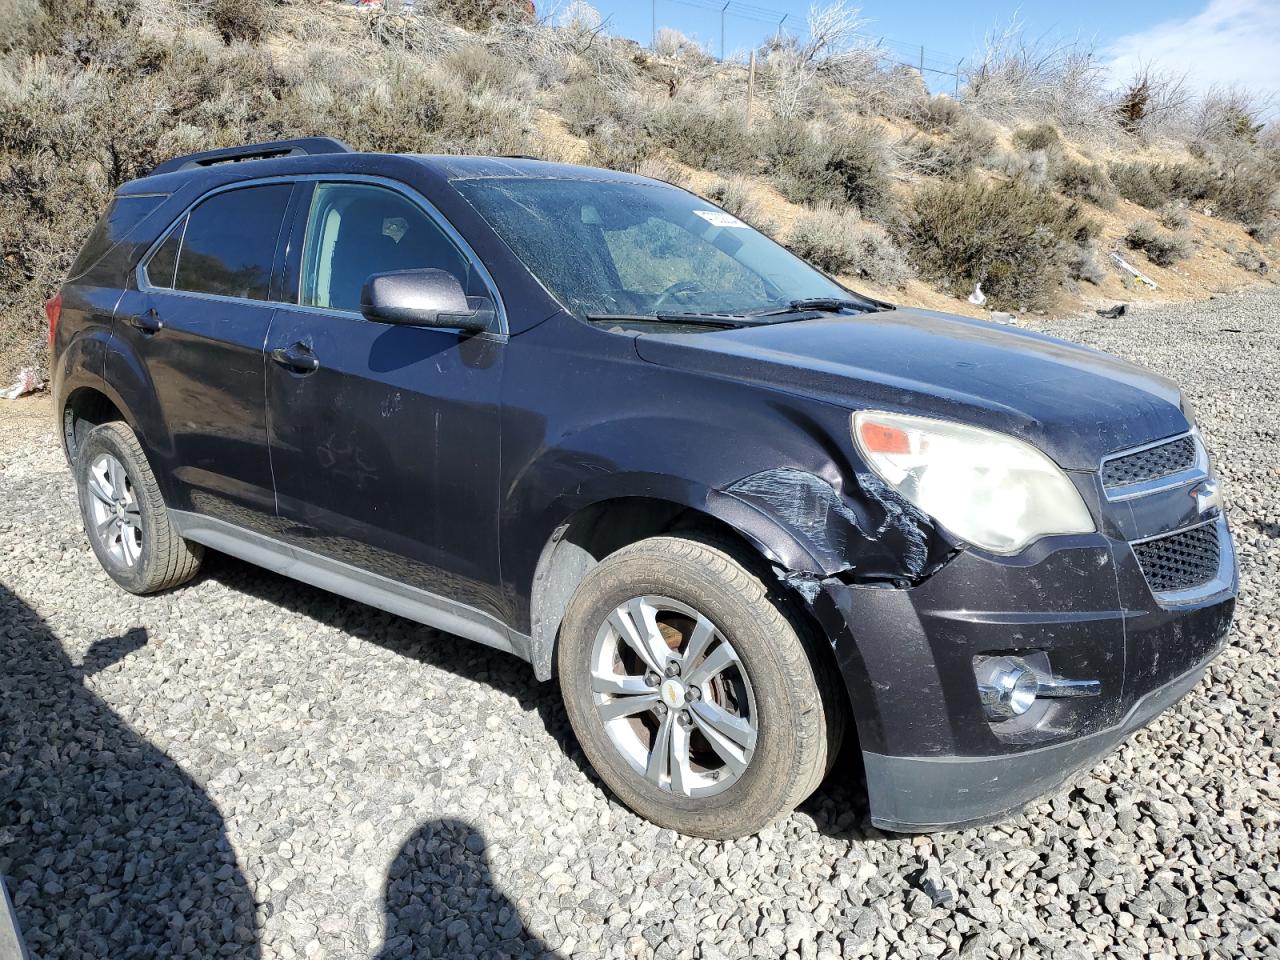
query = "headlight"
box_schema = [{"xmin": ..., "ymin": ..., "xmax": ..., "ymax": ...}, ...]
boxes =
[{"xmin": 852, "ymin": 411, "xmax": 1095, "ymax": 554}]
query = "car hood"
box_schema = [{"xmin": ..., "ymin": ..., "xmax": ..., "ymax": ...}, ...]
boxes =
[{"xmin": 632, "ymin": 307, "xmax": 1190, "ymax": 470}]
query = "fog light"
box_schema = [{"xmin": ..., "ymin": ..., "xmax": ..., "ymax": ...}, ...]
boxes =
[{"xmin": 976, "ymin": 656, "xmax": 1039, "ymax": 720}]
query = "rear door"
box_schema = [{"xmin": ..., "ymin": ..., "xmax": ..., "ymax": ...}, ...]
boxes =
[
  {"xmin": 264, "ymin": 179, "xmax": 506, "ymax": 617},
  {"xmin": 115, "ymin": 182, "xmax": 296, "ymax": 533}
]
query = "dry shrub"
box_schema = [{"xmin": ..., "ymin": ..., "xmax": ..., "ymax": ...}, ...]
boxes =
[
  {"xmin": 898, "ymin": 116, "xmax": 995, "ymax": 180},
  {"xmin": 900, "ymin": 179, "xmax": 1096, "ymax": 310},
  {"xmin": 1124, "ymin": 221, "xmax": 1193, "ymax": 267},
  {"xmin": 209, "ymin": 0, "xmax": 267, "ymax": 45},
  {"xmin": 905, "ymin": 94, "xmax": 962, "ymax": 133},
  {"xmin": 1113, "ymin": 66, "xmax": 1190, "ymax": 139},
  {"xmin": 1230, "ymin": 246, "xmax": 1268, "ymax": 274},
  {"xmin": 1109, "ymin": 160, "xmax": 1213, "ymax": 209},
  {"xmin": 1247, "ymin": 220, "xmax": 1278, "ymax": 245},
  {"xmin": 1052, "ymin": 158, "xmax": 1115, "ymax": 207},
  {"xmin": 435, "ymin": 0, "xmax": 533, "ymax": 31},
  {"xmin": 763, "ymin": 118, "xmax": 895, "ymax": 220},
  {"xmin": 1158, "ymin": 203, "xmax": 1189, "ymax": 231},
  {"xmin": 1011, "ymin": 123, "xmax": 1060, "ymax": 153},
  {"xmin": 651, "ymin": 96, "xmax": 752, "ymax": 174},
  {"xmin": 786, "ymin": 206, "xmax": 912, "ymax": 288}
]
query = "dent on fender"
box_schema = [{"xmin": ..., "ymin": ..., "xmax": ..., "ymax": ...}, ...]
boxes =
[{"xmin": 717, "ymin": 467, "xmax": 958, "ymax": 600}]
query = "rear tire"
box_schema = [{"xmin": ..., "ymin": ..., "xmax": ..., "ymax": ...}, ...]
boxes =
[
  {"xmin": 558, "ymin": 534, "xmax": 842, "ymax": 838},
  {"xmin": 75, "ymin": 421, "xmax": 203, "ymax": 595}
]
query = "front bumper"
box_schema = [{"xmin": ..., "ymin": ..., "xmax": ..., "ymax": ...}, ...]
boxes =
[
  {"xmin": 862, "ymin": 655, "xmax": 1213, "ymax": 831},
  {"xmin": 811, "ymin": 514, "xmax": 1236, "ymax": 832}
]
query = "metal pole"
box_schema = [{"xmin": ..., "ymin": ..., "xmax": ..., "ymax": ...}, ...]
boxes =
[
  {"xmin": 955, "ymin": 58, "xmax": 963, "ymax": 97},
  {"xmin": 919, "ymin": 45, "xmax": 924, "ymax": 76},
  {"xmin": 651, "ymin": 0, "xmax": 656, "ymax": 48},
  {"xmin": 775, "ymin": 13, "xmax": 787, "ymax": 41},
  {"xmin": 747, "ymin": 49, "xmax": 756, "ymax": 120},
  {"xmin": 721, "ymin": 0, "xmax": 729, "ymax": 61}
]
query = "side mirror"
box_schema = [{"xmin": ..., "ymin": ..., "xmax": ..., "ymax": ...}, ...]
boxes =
[{"xmin": 360, "ymin": 268, "xmax": 494, "ymax": 333}]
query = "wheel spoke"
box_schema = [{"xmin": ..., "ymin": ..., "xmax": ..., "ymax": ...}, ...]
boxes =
[
  {"xmin": 609, "ymin": 599, "xmax": 670, "ymax": 674},
  {"xmin": 597, "ymin": 693, "xmax": 659, "ymax": 722},
  {"xmin": 669, "ymin": 718, "xmax": 693, "ymax": 796},
  {"xmin": 645, "ymin": 712, "xmax": 674, "ymax": 786},
  {"xmin": 88, "ymin": 472, "xmax": 115, "ymax": 506},
  {"xmin": 121, "ymin": 524, "xmax": 141, "ymax": 566},
  {"xmin": 107, "ymin": 458, "xmax": 127, "ymax": 498},
  {"xmin": 94, "ymin": 514, "xmax": 116, "ymax": 538},
  {"xmin": 685, "ymin": 642, "xmax": 739, "ymax": 688},
  {"xmin": 689, "ymin": 707, "xmax": 749, "ymax": 776},
  {"xmin": 123, "ymin": 501, "xmax": 142, "ymax": 520},
  {"xmin": 591, "ymin": 671, "xmax": 651, "ymax": 696},
  {"xmin": 680, "ymin": 614, "xmax": 716, "ymax": 671},
  {"xmin": 690, "ymin": 700, "xmax": 756, "ymax": 752}
]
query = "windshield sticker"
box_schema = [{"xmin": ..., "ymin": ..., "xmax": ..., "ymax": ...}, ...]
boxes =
[{"xmin": 694, "ymin": 210, "xmax": 748, "ymax": 229}]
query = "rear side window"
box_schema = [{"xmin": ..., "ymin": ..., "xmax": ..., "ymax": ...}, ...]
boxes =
[
  {"xmin": 300, "ymin": 182, "xmax": 477, "ymax": 313},
  {"xmin": 69, "ymin": 194, "xmax": 168, "ymax": 280},
  {"xmin": 172, "ymin": 185, "xmax": 292, "ymax": 301}
]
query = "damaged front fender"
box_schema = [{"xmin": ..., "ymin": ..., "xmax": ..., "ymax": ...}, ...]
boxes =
[{"xmin": 711, "ymin": 467, "xmax": 958, "ymax": 594}]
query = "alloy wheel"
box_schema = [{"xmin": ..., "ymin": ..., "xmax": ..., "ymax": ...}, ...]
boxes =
[
  {"xmin": 85, "ymin": 453, "xmax": 143, "ymax": 568},
  {"xmin": 590, "ymin": 595, "xmax": 758, "ymax": 797}
]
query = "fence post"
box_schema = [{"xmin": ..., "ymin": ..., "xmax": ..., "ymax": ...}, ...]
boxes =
[
  {"xmin": 747, "ymin": 50, "xmax": 756, "ymax": 122},
  {"xmin": 955, "ymin": 58, "xmax": 963, "ymax": 97},
  {"xmin": 720, "ymin": 0, "xmax": 729, "ymax": 61},
  {"xmin": 651, "ymin": 0, "xmax": 656, "ymax": 48}
]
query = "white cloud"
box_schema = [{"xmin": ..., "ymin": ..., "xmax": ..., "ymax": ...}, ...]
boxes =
[{"xmin": 1103, "ymin": 0, "xmax": 1280, "ymax": 100}]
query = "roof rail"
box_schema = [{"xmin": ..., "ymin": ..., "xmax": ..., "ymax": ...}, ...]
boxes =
[{"xmin": 149, "ymin": 137, "xmax": 353, "ymax": 177}]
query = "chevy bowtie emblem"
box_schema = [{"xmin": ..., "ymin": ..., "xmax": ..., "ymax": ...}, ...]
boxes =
[{"xmin": 1191, "ymin": 479, "xmax": 1222, "ymax": 516}]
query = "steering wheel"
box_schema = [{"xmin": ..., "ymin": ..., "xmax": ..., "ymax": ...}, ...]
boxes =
[{"xmin": 652, "ymin": 279, "xmax": 709, "ymax": 311}]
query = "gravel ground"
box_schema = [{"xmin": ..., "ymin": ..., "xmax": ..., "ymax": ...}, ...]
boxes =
[{"xmin": 2, "ymin": 289, "xmax": 1279, "ymax": 960}]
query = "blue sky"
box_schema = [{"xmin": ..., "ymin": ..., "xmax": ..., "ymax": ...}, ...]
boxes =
[{"xmin": 577, "ymin": 0, "xmax": 1280, "ymax": 98}]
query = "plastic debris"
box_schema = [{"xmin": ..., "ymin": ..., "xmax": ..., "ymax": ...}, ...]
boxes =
[
  {"xmin": 1110, "ymin": 252, "xmax": 1158, "ymax": 289},
  {"xmin": 990, "ymin": 311, "xmax": 1015, "ymax": 324},
  {"xmin": 967, "ymin": 282, "xmax": 986, "ymax": 306},
  {"xmin": 0, "ymin": 367, "xmax": 44, "ymax": 400},
  {"xmin": 1096, "ymin": 304, "xmax": 1128, "ymax": 319}
]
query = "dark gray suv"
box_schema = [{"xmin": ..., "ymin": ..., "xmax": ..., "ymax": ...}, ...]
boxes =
[{"xmin": 50, "ymin": 138, "xmax": 1237, "ymax": 837}]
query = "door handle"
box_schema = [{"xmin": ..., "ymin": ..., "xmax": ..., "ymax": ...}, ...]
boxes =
[
  {"xmin": 125, "ymin": 308, "xmax": 163, "ymax": 335},
  {"xmin": 270, "ymin": 342, "xmax": 319, "ymax": 374}
]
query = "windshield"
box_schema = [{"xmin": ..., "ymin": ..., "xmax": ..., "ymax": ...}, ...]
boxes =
[{"xmin": 452, "ymin": 176, "xmax": 853, "ymax": 320}]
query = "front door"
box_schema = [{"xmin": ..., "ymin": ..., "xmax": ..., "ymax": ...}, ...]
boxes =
[
  {"xmin": 115, "ymin": 182, "xmax": 295, "ymax": 533},
  {"xmin": 264, "ymin": 180, "xmax": 506, "ymax": 618}
]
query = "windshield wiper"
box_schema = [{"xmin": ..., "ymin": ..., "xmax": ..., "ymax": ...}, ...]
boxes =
[
  {"xmin": 744, "ymin": 297, "xmax": 880, "ymax": 318},
  {"xmin": 587, "ymin": 312, "xmax": 759, "ymax": 329}
]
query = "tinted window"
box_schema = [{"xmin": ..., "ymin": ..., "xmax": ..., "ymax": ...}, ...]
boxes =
[
  {"xmin": 174, "ymin": 185, "xmax": 292, "ymax": 300},
  {"xmin": 300, "ymin": 183, "xmax": 476, "ymax": 313},
  {"xmin": 144, "ymin": 216, "xmax": 185, "ymax": 289},
  {"xmin": 69, "ymin": 194, "xmax": 168, "ymax": 279},
  {"xmin": 454, "ymin": 177, "xmax": 848, "ymax": 319}
]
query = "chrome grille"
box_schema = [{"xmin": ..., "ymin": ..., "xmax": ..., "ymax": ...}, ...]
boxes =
[
  {"xmin": 1132, "ymin": 524, "xmax": 1220, "ymax": 593},
  {"xmin": 1102, "ymin": 436, "xmax": 1197, "ymax": 489}
]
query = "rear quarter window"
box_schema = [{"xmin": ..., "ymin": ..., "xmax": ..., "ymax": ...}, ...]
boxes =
[{"xmin": 68, "ymin": 194, "xmax": 169, "ymax": 280}]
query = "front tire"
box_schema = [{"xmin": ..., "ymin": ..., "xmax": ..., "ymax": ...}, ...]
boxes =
[
  {"xmin": 558, "ymin": 535, "xmax": 842, "ymax": 838},
  {"xmin": 75, "ymin": 421, "xmax": 203, "ymax": 595}
]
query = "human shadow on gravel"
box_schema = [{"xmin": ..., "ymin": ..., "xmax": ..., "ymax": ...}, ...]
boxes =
[
  {"xmin": 0, "ymin": 585, "xmax": 260, "ymax": 959},
  {"xmin": 374, "ymin": 818, "xmax": 562, "ymax": 960}
]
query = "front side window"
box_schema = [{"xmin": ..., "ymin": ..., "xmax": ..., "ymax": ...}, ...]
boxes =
[
  {"xmin": 300, "ymin": 183, "xmax": 476, "ymax": 313},
  {"xmin": 172, "ymin": 184, "xmax": 292, "ymax": 301},
  {"xmin": 452, "ymin": 176, "xmax": 850, "ymax": 320}
]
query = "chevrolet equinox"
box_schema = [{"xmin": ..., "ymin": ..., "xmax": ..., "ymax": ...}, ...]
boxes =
[{"xmin": 50, "ymin": 138, "xmax": 1238, "ymax": 837}]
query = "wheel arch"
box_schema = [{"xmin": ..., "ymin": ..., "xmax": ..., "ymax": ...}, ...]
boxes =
[{"xmin": 526, "ymin": 493, "xmax": 835, "ymax": 683}]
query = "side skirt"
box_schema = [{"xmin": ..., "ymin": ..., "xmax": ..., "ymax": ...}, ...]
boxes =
[{"xmin": 170, "ymin": 510, "xmax": 531, "ymax": 660}]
